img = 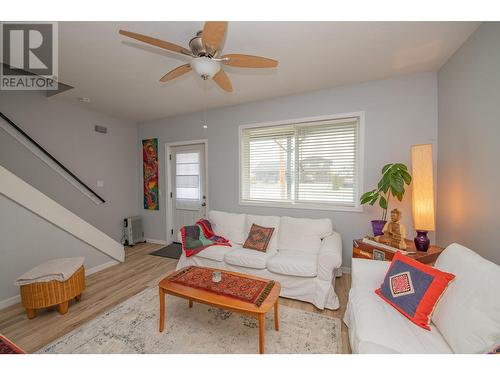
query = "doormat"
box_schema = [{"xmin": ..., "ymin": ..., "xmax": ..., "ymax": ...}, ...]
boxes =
[{"xmin": 149, "ymin": 243, "xmax": 182, "ymax": 260}]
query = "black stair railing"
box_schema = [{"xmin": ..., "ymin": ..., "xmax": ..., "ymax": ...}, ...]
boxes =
[{"xmin": 0, "ymin": 112, "xmax": 106, "ymax": 204}]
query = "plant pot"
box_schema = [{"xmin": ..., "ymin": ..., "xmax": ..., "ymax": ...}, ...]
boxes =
[{"xmin": 371, "ymin": 220, "xmax": 387, "ymax": 236}]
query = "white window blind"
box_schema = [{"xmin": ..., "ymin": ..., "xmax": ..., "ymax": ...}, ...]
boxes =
[
  {"xmin": 175, "ymin": 151, "xmax": 201, "ymax": 210},
  {"xmin": 240, "ymin": 117, "xmax": 360, "ymax": 209}
]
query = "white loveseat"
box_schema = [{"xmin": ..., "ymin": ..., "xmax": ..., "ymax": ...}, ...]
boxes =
[
  {"xmin": 344, "ymin": 243, "xmax": 500, "ymax": 353},
  {"xmin": 176, "ymin": 210, "xmax": 343, "ymax": 310}
]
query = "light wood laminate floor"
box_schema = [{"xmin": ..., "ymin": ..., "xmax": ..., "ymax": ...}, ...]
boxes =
[{"xmin": 0, "ymin": 242, "xmax": 351, "ymax": 353}]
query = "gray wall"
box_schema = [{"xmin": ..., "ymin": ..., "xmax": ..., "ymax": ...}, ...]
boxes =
[
  {"xmin": 0, "ymin": 194, "xmax": 114, "ymax": 302},
  {"xmin": 0, "ymin": 91, "xmax": 139, "ymax": 242},
  {"xmin": 437, "ymin": 23, "xmax": 500, "ymax": 264},
  {"xmin": 138, "ymin": 72, "xmax": 438, "ymax": 267}
]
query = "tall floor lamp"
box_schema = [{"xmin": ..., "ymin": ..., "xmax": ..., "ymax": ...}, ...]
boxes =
[{"xmin": 411, "ymin": 144, "xmax": 435, "ymax": 252}]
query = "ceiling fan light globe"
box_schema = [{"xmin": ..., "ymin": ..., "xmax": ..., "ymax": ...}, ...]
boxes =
[{"xmin": 190, "ymin": 57, "xmax": 221, "ymax": 80}]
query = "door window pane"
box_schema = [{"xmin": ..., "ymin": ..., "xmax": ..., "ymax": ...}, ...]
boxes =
[{"xmin": 176, "ymin": 151, "xmax": 201, "ymax": 210}]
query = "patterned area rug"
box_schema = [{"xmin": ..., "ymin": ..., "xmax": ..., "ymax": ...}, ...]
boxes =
[{"xmin": 38, "ymin": 287, "xmax": 342, "ymax": 354}]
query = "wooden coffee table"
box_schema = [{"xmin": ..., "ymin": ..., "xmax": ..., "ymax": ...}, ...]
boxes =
[{"xmin": 158, "ymin": 267, "xmax": 281, "ymax": 354}]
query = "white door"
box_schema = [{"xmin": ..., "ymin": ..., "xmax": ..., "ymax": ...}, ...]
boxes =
[{"xmin": 170, "ymin": 143, "xmax": 207, "ymax": 242}]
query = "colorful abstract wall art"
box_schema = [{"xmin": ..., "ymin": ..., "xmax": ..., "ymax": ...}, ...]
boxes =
[{"xmin": 142, "ymin": 138, "xmax": 159, "ymax": 210}]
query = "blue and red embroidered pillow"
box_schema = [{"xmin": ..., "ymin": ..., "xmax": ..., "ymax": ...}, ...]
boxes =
[{"xmin": 375, "ymin": 252, "xmax": 455, "ymax": 330}]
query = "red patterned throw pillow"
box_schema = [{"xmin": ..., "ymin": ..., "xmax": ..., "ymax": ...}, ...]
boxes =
[
  {"xmin": 487, "ymin": 344, "xmax": 500, "ymax": 354},
  {"xmin": 375, "ymin": 251, "xmax": 455, "ymax": 330},
  {"xmin": 243, "ymin": 224, "xmax": 274, "ymax": 252},
  {"xmin": 0, "ymin": 334, "xmax": 26, "ymax": 354}
]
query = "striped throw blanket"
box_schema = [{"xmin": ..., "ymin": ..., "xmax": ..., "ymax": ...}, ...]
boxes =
[{"xmin": 181, "ymin": 219, "xmax": 231, "ymax": 257}]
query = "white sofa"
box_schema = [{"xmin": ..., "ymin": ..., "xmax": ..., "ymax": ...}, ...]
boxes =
[
  {"xmin": 344, "ymin": 243, "xmax": 500, "ymax": 353},
  {"xmin": 176, "ymin": 210, "xmax": 343, "ymax": 310}
]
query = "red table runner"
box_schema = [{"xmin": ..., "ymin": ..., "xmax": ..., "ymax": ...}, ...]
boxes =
[{"xmin": 168, "ymin": 266, "xmax": 275, "ymax": 307}]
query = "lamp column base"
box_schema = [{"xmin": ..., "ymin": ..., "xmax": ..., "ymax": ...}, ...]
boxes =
[{"xmin": 414, "ymin": 230, "xmax": 430, "ymax": 252}]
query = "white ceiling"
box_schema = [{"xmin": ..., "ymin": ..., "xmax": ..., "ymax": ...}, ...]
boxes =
[{"xmin": 55, "ymin": 21, "xmax": 479, "ymax": 123}]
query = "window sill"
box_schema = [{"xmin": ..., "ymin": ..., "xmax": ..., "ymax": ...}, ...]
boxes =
[{"xmin": 238, "ymin": 199, "xmax": 363, "ymax": 212}]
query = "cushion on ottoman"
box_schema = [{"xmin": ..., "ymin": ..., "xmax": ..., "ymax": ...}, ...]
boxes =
[{"xmin": 15, "ymin": 257, "xmax": 85, "ymax": 285}]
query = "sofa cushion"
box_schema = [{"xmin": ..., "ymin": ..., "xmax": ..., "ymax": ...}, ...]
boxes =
[
  {"xmin": 208, "ymin": 210, "xmax": 246, "ymax": 244},
  {"xmin": 224, "ymin": 246, "xmax": 271, "ymax": 270},
  {"xmin": 278, "ymin": 216, "xmax": 331, "ymax": 254},
  {"xmin": 245, "ymin": 214, "xmax": 280, "ymax": 252},
  {"xmin": 194, "ymin": 244, "xmax": 234, "ymax": 262},
  {"xmin": 351, "ymin": 258, "xmax": 392, "ymax": 290},
  {"xmin": 375, "ymin": 252, "xmax": 455, "ymax": 331},
  {"xmin": 345, "ymin": 286, "xmax": 453, "ymax": 354},
  {"xmin": 432, "ymin": 243, "xmax": 500, "ymax": 353},
  {"xmin": 266, "ymin": 250, "xmax": 318, "ymax": 277}
]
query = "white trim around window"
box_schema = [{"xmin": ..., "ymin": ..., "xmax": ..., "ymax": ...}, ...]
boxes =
[{"xmin": 238, "ymin": 112, "xmax": 365, "ymax": 212}]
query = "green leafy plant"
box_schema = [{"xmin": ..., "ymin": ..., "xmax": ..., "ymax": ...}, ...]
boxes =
[{"xmin": 360, "ymin": 163, "xmax": 412, "ymax": 221}]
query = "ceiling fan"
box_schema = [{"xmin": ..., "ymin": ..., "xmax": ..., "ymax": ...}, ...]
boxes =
[{"xmin": 119, "ymin": 22, "xmax": 278, "ymax": 93}]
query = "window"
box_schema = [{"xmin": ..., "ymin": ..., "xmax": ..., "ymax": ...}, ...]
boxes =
[
  {"xmin": 175, "ymin": 151, "xmax": 201, "ymax": 210},
  {"xmin": 240, "ymin": 115, "xmax": 362, "ymax": 210}
]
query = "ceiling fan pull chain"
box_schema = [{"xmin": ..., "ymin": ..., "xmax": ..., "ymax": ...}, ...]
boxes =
[{"xmin": 202, "ymin": 80, "xmax": 208, "ymax": 128}]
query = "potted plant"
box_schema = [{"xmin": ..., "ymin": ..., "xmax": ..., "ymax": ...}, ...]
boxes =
[{"xmin": 360, "ymin": 163, "xmax": 412, "ymax": 236}]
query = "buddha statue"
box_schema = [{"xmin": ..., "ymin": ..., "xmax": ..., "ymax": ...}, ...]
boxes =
[{"xmin": 376, "ymin": 208, "xmax": 407, "ymax": 250}]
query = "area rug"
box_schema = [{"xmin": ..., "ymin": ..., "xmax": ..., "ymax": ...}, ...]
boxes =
[
  {"xmin": 149, "ymin": 243, "xmax": 182, "ymax": 260},
  {"xmin": 38, "ymin": 287, "xmax": 342, "ymax": 354}
]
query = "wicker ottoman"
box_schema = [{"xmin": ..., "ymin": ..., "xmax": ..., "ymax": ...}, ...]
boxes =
[{"xmin": 20, "ymin": 265, "xmax": 85, "ymax": 319}]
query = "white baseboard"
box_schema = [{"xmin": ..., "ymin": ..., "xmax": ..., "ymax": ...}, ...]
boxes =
[
  {"xmin": 85, "ymin": 260, "xmax": 119, "ymax": 276},
  {"xmin": 144, "ymin": 238, "xmax": 168, "ymax": 245},
  {"xmin": 0, "ymin": 260, "xmax": 120, "ymax": 310},
  {"xmin": 340, "ymin": 266, "xmax": 352, "ymax": 274},
  {"xmin": 0, "ymin": 294, "xmax": 21, "ymax": 310}
]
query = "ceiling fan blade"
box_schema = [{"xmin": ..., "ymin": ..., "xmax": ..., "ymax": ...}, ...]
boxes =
[
  {"xmin": 119, "ymin": 30, "xmax": 192, "ymax": 56},
  {"xmin": 202, "ymin": 21, "xmax": 228, "ymax": 53},
  {"xmin": 213, "ymin": 69, "xmax": 233, "ymax": 92},
  {"xmin": 159, "ymin": 64, "xmax": 192, "ymax": 82},
  {"xmin": 222, "ymin": 54, "xmax": 278, "ymax": 68}
]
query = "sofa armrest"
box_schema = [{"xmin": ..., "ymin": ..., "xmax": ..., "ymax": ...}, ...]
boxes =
[
  {"xmin": 351, "ymin": 258, "xmax": 390, "ymax": 290},
  {"xmin": 317, "ymin": 232, "xmax": 342, "ymax": 281}
]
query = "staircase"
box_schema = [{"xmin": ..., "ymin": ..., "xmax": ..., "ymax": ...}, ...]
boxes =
[
  {"xmin": 0, "ymin": 165, "xmax": 124, "ymax": 262},
  {"xmin": 0, "ymin": 112, "xmax": 105, "ymax": 205},
  {"xmin": 0, "ymin": 165, "xmax": 125, "ymax": 307},
  {"xmin": 0, "ymin": 112, "xmax": 126, "ymax": 308}
]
